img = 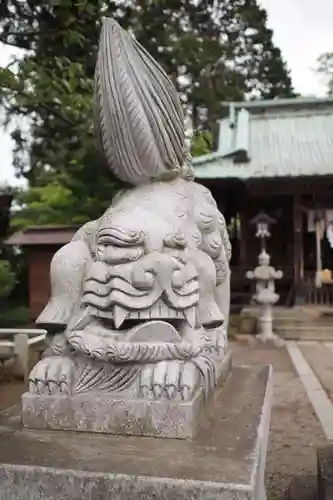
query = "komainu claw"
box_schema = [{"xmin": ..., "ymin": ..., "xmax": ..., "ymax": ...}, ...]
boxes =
[{"xmin": 28, "ymin": 356, "xmax": 75, "ymax": 395}]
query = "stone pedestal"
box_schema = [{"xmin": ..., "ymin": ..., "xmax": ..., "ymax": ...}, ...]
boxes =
[
  {"xmin": 0, "ymin": 365, "xmax": 272, "ymax": 500},
  {"xmin": 21, "ymin": 353, "xmax": 232, "ymax": 439}
]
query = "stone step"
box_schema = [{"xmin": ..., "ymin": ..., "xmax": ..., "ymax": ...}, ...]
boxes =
[
  {"xmin": 274, "ymin": 317, "xmax": 315, "ymax": 327},
  {"xmin": 242, "ymin": 305, "xmax": 332, "ymax": 319},
  {"xmin": 277, "ymin": 326, "xmax": 333, "ymax": 341},
  {"xmin": 242, "ymin": 306, "xmax": 333, "ymax": 326},
  {"xmin": 274, "ymin": 317, "xmax": 333, "ymax": 329}
]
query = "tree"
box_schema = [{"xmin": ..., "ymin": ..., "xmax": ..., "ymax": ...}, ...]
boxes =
[
  {"xmin": 317, "ymin": 52, "xmax": 333, "ymax": 97},
  {"xmin": 0, "ymin": 251, "xmax": 17, "ymax": 299},
  {"xmin": 0, "ymin": 0, "xmax": 295, "ymax": 228},
  {"xmin": 1, "ymin": 1, "xmax": 131, "ymax": 227},
  {"xmin": 134, "ymin": 0, "xmax": 295, "ymax": 130}
]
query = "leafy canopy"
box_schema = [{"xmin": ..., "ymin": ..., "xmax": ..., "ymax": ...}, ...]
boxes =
[
  {"xmin": 317, "ymin": 52, "xmax": 333, "ymax": 97},
  {"xmin": 0, "ymin": 0, "xmax": 295, "ymax": 228},
  {"xmin": 0, "ymin": 252, "xmax": 17, "ymax": 298}
]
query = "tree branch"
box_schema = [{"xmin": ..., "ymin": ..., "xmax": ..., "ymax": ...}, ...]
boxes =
[
  {"xmin": 3, "ymin": 90, "xmax": 76, "ymax": 127},
  {"xmin": 0, "ymin": 39, "xmax": 24, "ymax": 49},
  {"xmin": 2, "ymin": 29, "xmax": 41, "ymax": 38}
]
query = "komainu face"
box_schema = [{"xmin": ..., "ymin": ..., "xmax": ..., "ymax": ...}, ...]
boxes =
[
  {"xmin": 81, "ymin": 178, "xmax": 230, "ymax": 345},
  {"xmin": 33, "ymin": 178, "xmax": 231, "ymax": 399}
]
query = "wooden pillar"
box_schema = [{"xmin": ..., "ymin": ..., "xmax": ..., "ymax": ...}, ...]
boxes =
[
  {"xmin": 239, "ymin": 211, "xmax": 247, "ymax": 269},
  {"xmin": 315, "ymin": 220, "xmax": 323, "ymax": 287},
  {"xmin": 293, "ymin": 195, "xmax": 304, "ymax": 285}
]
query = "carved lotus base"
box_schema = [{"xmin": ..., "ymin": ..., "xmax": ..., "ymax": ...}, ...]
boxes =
[{"xmin": 22, "ymin": 352, "xmax": 231, "ymax": 439}]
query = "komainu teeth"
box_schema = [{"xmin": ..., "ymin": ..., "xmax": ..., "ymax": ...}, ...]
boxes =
[
  {"xmin": 113, "ymin": 305, "xmax": 129, "ymax": 329},
  {"xmin": 137, "ymin": 309, "xmax": 150, "ymax": 319},
  {"xmin": 116, "ymin": 300, "xmax": 197, "ymax": 326},
  {"xmin": 180, "ymin": 385, "xmax": 191, "ymax": 401},
  {"xmin": 158, "ymin": 300, "xmax": 169, "ymax": 318},
  {"xmin": 183, "ymin": 307, "xmax": 196, "ymax": 328}
]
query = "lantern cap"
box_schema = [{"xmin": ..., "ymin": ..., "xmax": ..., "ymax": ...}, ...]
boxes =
[{"xmin": 250, "ymin": 211, "xmax": 276, "ymax": 226}]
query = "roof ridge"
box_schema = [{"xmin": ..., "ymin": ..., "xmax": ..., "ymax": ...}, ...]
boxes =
[{"xmin": 221, "ymin": 97, "xmax": 333, "ymax": 111}]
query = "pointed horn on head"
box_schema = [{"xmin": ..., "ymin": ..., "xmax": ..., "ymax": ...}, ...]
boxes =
[{"xmin": 94, "ymin": 18, "xmax": 186, "ymax": 185}]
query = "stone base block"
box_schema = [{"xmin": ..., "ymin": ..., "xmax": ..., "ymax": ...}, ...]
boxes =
[
  {"xmin": 22, "ymin": 388, "xmax": 204, "ymax": 439},
  {"xmin": 0, "ymin": 364, "xmax": 273, "ymax": 500},
  {"xmin": 22, "ymin": 352, "xmax": 232, "ymax": 439},
  {"xmin": 289, "ymin": 474, "xmax": 317, "ymax": 500},
  {"xmin": 317, "ymin": 445, "xmax": 333, "ymax": 500}
]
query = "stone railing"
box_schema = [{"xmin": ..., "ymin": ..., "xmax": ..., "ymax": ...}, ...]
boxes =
[{"xmin": 0, "ymin": 329, "xmax": 46, "ymax": 382}]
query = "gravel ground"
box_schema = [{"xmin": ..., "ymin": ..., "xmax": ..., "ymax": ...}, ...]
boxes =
[
  {"xmin": 232, "ymin": 340, "xmax": 328, "ymax": 499},
  {"xmin": 0, "ymin": 376, "xmax": 26, "ymax": 411},
  {"xmin": 0, "ymin": 341, "xmax": 329, "ymax": 499}
]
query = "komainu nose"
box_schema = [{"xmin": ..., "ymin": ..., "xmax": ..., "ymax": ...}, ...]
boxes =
[
  {"xmin": 171, "ymin": 261, "xmax": 198, "ymax": 289},
  {"xmin": 131, "ymin": 252, "xmax": 183, "ymax": 290}
]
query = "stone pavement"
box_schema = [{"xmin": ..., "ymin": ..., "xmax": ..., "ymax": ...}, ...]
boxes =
[{"xmin": 286, "ymin": 341, "xmax": 333, "ymax": 441}]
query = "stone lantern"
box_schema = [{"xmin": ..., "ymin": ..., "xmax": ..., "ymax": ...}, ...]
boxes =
[{"xmin": 246, "ymin": 250, "xmax": 284, "ymax": 346}]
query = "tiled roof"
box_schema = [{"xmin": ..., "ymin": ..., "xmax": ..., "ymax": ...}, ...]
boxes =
[
  {"xmin": 193, "ymin": 98, "xmax": 333, "ymax": 180},
  {"xmin": 6, "ymin": 225, "xmax": 79, "ymax": 246}
]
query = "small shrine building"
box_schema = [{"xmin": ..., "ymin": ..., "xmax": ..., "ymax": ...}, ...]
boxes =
[{"xmin": 193, "ymin": 97, "xmax": 333, "ymax": 307}]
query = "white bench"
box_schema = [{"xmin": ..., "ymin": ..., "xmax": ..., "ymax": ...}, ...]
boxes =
[{"xmin": 0, "ymin": 329, "xmax": 47, "ymax": 382}]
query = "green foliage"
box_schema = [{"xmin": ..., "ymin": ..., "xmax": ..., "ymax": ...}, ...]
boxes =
[
  {"xmin": 0, "ymin": 0, "xmax": 295, "ymax": 229},
  {"xmin": 0, "ymin": 253, "xmax": 17, "ymax": 299},
  {"xmin": 191, "ymin": 132, "xmax": 213, "ymax": 157},
  {"xmin": 133, "ymin": 0, "xmax": 295, "ymax": 129},
  {"xmin": 12, "ymin": 182, "xmax": 79, "ymax": 229},
  {"xmin": 317, "ymin": 52, "xmax": 333, "ymax": 97},
  {"xmin": 0, "ymin": 306, "xmax": 30, "ymax": 328}
]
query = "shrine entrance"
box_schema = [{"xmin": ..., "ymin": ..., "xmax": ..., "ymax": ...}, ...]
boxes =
[{"xmin": 203, "ymin": 176, "xmax": 333, "ymax": 307}]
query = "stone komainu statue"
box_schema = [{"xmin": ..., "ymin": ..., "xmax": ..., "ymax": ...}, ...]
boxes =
[{"xmin": 29, "ymin": 18, "xmax": 231, "ymax": 404}]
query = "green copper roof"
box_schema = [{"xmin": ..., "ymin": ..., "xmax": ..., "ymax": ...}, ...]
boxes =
[{"xmin": 193, "ymin": 97, "xmax": 333, "ymax": 180}]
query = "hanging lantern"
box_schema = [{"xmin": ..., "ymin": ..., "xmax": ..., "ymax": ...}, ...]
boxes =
[{"xmin": 250, "ymin": 211, "xmax": 276, "ymax": 251}]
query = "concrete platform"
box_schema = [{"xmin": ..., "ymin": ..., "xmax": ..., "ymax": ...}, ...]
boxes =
[{"xmin": 0, "ymin": 365, "xmax": 273, "ymax": 500}]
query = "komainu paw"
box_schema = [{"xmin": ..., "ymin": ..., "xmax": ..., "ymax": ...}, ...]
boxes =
[
  {"xmin": 29, "ymin": 356, "xmax": 75, "ymax": 395},
  {"xmin": 138, "ymin": 360, "xmax": 199, "ymax": 401}
]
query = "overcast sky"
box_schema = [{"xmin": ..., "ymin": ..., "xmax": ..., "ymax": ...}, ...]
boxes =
[{"xmin": 0, "ymin": 0, "xmax": 332, "ymax": 187}]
